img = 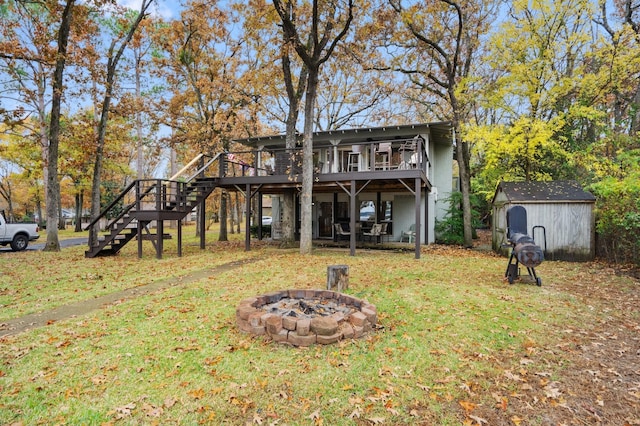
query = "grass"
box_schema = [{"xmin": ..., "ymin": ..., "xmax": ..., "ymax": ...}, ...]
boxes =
[{"xmin": 0, "ymin": 225, "xmax": 636, "ymax": 424}]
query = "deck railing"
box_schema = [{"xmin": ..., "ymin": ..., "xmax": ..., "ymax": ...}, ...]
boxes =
[{"xmin": 221, "ymin": 136, "xmax": 429, "ymax": 178}]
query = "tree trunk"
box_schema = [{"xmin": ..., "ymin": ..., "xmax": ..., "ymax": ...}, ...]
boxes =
[
  {"xmin": 44, "ymin": 0, "xmax": 75, "ymax": 252},
  {"xmin": 235, "ymin": 192, "xmax": 241, "ymax": 234},
  {"xmin": 218, "ymin": 189, "xmax": 228, "ymax": 241},
  {"xmin": 280, "ymin": 190, "xmax": 296, "ymax": 248},
  {"xmin": 74, "ymin": 191, "xmax": 83, "ymax": 232},
  {"xmin": 456, "ymin": 129, "xmax": 474, "ymax": 248},
  {"xmin": 299, "ymin": 68, "xmax": 319, "ymax": 254},
  {"xmin": 135, "ymin": 54, "xmax": 144, "ymax": 179}
]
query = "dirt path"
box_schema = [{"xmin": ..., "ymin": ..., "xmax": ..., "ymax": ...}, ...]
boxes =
[{"xmin": 0, "ymin": 257, "xmax": 261, "ymax": 338}]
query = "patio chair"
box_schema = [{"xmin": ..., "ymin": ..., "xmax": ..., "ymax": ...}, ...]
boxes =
[
  {"xmin": 379, "ymin": 222, "xmax": 389, "ymax": 243},
  {"xmin": 334, "ymin": 223, "xmax": 350, "ymax": 241},
  {"xmin": 375, "ymin": 142, "xmax": 392, "ymax": 170},
  {"xmin": 363, "ymin": 223, "xmax": 382, "ymax": 243},
  {"xmin": 400, "ymin": 224, "xmax": 415, "ymax": 243}
]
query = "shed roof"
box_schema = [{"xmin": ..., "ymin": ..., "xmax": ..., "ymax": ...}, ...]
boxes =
[{"xmin": 493, "ymin": 181, "xmax": 596, "ymax": 204}]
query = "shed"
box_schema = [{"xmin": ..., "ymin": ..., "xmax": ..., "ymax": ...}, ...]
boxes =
[{"xmin": 492, "ymin": 181, "xmax": 596, "ymax": 262}]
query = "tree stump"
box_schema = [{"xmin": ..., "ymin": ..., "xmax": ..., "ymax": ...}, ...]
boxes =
[{"xmin": 327, "ymin": 265, "xmax": 349, "ymax": 291}]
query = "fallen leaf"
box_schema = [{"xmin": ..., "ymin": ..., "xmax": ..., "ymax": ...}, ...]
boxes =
[
  {"xmin": 188, "ymin": 388, "xmax": 205, "ymax": 400},
  {"xmin": 308, "ymin": 409, "xmax": 320, "ymax": 420},
  {"xmin": 504, "ymin": 371, "xmax": 522, "ymax": 382},
  {"xmin": 114, "ymin": 402, "xmax": 136, "ymax": 419},
  {"xmin": 349, "ymin": 408, "xmax": 361, "ymax": 419},
  {"xmin": 469, "ymin": 414, "xmax": 487, "ymax": 424},
  {"xmin": 91, "ymin": 375, "xmax": 107, "ymax": 385},
  {"xmin": 544, "ymin": 383, "xmax": 562, "ymax": 399},
  {"xmin": 142, "ymin": 402, "xmax": 163, "ymax": 417},
  {"xmin": 386, "ymin": 407, "xmax": 399, "ymax": 415},
  {"xmin": 459, "ymin": 400, "xmax": 477, "ymax": 412}
]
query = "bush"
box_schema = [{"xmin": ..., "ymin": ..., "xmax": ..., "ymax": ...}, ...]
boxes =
[
  {"xmin": 249, "ymin": 224, "xmax": 271, "ymax": 238},
  {"xmin": 434, "ymin": 191, "xmax": 481, "ymax": 245},
  {"xmin": 590, "ymin": 175, "xmax": 640, "ymax": 265}
]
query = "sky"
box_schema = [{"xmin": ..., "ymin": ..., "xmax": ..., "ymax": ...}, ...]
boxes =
[{"xmin": 117, "ymin": 0, "xmax": 181, "ymax": 20}]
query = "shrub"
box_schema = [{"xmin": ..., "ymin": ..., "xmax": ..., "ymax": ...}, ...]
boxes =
[
  {"xmin": 435, "ymin": 191, "xmax": 481, "ymax": 245},
  {"xmin": 590, "ymin": 175, "xmax": 640, "ymax": 265},
  {"xmin": 249, "ymin": 224, "xmax": 271, "ymax": 238}
]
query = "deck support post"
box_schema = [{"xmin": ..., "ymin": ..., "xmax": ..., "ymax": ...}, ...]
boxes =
[
  {"xmin": 177, "ymin": 217, "xmax": 182, "ymax": 257},
  {"xmin": 137, "ymin": 219, "xmax": 143, "ymax": 259},
  {"xmin": 414, "ymin": 177, "xmax": 421, "ymax": 259},
  {"xmin": 245, "ymin": 183, "xmax": 251, "ymax": 251},
  {"xmin": 199, "ymin": 201, "xmax": 205, "ymax": 250},
  {"xmin": 349, "ymin": 180, "xmax": 356, "ymax": 256},
  {"xmin": 156, "ymin": 219, "xmax": 163, "ymax": 259}
]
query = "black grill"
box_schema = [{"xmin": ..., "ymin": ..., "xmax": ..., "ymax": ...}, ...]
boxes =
[{"xmin": 504, "ymin": 206, "xmax": 544, "ymax": 286}]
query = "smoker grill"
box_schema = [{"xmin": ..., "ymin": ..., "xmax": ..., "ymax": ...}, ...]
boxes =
[{"xmin": 504, "ymin": 206, "xmax": 544, "ymax": 286}]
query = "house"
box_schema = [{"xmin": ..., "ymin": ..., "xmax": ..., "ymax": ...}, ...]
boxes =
[
  {"xmin": 84, "ymin": 122, "xmax": 454, "ymax": 259},
  {"xmin": 492, "ymin": 181, "xmax": 596, "ymax": 262},
  {"xmin": 227, "ymin": 122, "xmax": 455, "ymax": 258}
]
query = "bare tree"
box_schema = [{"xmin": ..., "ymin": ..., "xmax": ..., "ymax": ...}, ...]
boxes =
[{"xmin": 88, "ymin": 0, "xmax": 154, "ymax": 248}]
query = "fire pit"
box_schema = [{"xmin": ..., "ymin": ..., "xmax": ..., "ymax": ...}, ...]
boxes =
[{"xmin": 236, "ymin": 289, "xmax": 377, "ymax": 346}]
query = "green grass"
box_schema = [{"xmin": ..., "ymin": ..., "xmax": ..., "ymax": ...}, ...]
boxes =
[{"xmin": 0, "ymin": 227, "xmax": 635, "ymax": 424}]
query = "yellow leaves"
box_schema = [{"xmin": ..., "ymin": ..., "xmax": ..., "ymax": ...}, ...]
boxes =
[
  {"xmin": 491, "ymin": 392, "xmax": 508, "ymax": 411},
  {"xmin": 459, "ymin": 400, "xmax": 477, "ymax": 412},
  {"xmin": 459, "ymin": 400, "xmax": 488, "ymax": 425},
  {"xmin": 188, "ymin": 388, "xmax": 205, "ymax": 399}
]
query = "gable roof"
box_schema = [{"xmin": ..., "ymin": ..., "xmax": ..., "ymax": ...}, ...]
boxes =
[
  {"xmin": 234, "ymin": 122, "xmax": 453, "ymax": 149},
  {"xmin": 493, "ymin": 181, "xmax": 596, "ymax": 204}
]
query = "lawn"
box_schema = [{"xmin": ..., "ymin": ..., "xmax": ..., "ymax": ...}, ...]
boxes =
[{"xmin": 0, "ymin": 226, "xmax": 638, "ymax": 425}]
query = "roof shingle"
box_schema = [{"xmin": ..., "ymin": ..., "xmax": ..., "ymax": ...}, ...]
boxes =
[{"xmin": 496, "ymin": 181, "xmax": 596, "ymax": 202}]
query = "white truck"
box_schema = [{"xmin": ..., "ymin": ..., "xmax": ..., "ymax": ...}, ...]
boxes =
[{"xmin": 0, "ymin": 212, "xmax": 40, "ymax": 251}]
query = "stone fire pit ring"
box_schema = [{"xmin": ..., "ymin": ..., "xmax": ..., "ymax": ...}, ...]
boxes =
[{"xmin": 236, "ymin": 289, "xmax": 377, "ymax": 346}]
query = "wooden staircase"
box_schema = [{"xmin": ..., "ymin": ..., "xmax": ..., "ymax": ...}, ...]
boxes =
[
  {"xmin": 85, "ymin": 154, "xmax": 222, "ymax": 258},
  {"xmin": 84, "ymin": 177, "xmax": 218, "ymax": 258}
]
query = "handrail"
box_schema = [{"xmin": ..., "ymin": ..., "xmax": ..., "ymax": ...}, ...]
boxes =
[
  {"xmin": 84, "ymin": 180, "xmax": 137, "ymax": 230},
  {"xmin": 186, "ymin": 152, "xmax": 222, "ymax": 181},
  {"xmin": 83, "ymin": 179, "xmax": 167, "ymax": 231},
  {"xmin": 169, "ymin": 153, "xmax": 204, "ymax": 181}
]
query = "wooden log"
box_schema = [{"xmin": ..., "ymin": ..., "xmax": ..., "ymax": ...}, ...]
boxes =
[{"xmin": 327, "ymin": 265, "xmax": 349, "ymax": 291}]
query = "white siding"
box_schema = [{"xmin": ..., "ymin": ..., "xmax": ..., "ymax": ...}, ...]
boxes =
[{"xmin": 492, "ymin": 200, "xmax": 594, "ymax": 261}]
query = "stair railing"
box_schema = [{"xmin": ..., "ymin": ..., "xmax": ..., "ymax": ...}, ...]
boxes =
[
  {"xmin": 169, "ymin": 153, "xmax": 222, "ymax": 183},
  {"xmin": 84, "ymin": 180, "xmax": 137, "ymax": 232},
  {"xmin": 186, "ymin": 153, "xmax": 221, "ymax": 182},
  {"xmin": 85, "ymin": 153, "xmax": 221, "ymax": 235}
]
